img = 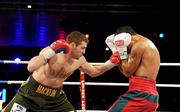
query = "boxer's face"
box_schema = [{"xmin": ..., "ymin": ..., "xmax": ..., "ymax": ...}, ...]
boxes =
[{"xmin": 71, "ymin": 41, "xmax": 87, "ymax": 59}]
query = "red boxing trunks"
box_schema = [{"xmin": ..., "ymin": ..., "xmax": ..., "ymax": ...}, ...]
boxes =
[{"xmin": 108, "ymin": 76, "xmax": 159, "ymax": 112}]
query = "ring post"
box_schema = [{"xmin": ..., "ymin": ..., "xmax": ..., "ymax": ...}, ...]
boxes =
[{"xmin": 80, "ymin": 71, "xmax": 86, "ymax": 112}]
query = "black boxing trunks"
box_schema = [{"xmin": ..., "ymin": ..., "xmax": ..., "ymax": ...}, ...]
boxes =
[
  {"xmin": 108, "ymin": 76, "xmax": 159, "ymax": 112},
  {"xmin": 3, "ymin": 75, "xmax": 76, "ymax": 112}
]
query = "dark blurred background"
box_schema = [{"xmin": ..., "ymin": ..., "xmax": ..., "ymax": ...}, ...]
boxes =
[{"xmin": 0, "ymin": 0, "xmax": 180, "ymax": 111}]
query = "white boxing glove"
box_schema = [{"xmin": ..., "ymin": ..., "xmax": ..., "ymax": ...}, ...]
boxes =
[
  {"xmin": 105, "ymin": 34, "xmax": 117, "ymax": 53},
  {"xmin": 113, "ymin": 33, "xmax": 132, "ymax": 60}
]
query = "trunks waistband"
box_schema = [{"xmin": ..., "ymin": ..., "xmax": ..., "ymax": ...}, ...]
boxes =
[
  {"xmin": 128, "ymin": 76, "xmax": 158, "ymax": 95},
  {"xmin": 19, "ymin": 75, "xmax": 63, "ymax": 98}
]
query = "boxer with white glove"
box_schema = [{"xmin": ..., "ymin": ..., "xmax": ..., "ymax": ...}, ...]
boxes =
[
  {"xmin": 104, "ymin": 32, "xmax": 131, "ymax": 69},
  {"xmin": 104, "ymin": 34, "xmax": 118, "ymax": 69},
  {"xmin": 105, "ymin": 34, "xmax": 117, "ymax": 53},
  {"xmin": 113, "ymin": 32, "xmax": 132, "ymax": 60}
]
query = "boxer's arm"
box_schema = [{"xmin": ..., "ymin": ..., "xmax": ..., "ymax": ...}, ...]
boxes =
[
  {"xmin": 118, "ymin": 43, "xmax": 144, "ymax": 77},
  {"xmin": 27, "ymin": 47, "xmax": 48, "ymax": 72},
  {"xmin": 79, "ymin": 56, "xmax": 116, "ymax": 77},
  {"xmin": 27, "ymin": 40, "xmax": 71, "ymax": 72}
]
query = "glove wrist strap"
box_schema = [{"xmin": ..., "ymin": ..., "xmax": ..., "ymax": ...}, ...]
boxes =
[
  {"xmin": 41, "ymin": 47, "xmax": 55, "ymax": 60},
  {"xmin": 104, "ymin": 60, "xmax": 116, "ymax": 70}
]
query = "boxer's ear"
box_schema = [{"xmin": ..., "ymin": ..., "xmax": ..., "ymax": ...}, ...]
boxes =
[{"xmin": 69, "ymin": 42, "xmax": 76, "ymax": 48}]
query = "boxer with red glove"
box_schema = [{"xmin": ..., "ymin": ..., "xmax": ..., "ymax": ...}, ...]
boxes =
[
  {"xmin": 110, "ymin": 52, "xmax": 121, "ymax": 63},
  {"xmin": 105, "ymin": 32, "xmax": 131, "ymax": 68},
  {"xmin": 104, "ymin": 52, "xmax": 121, "ymax": 70},
  {"xmin": 104, "ymin": 34, "xmax": 123, "ymax": 70},
  {"xmin": 105, "ymin": 32, "xmax": 131, "ymax": 60},
  {"xmin": 41, "ymin": 39, "xmax": 71, "ymax": 60}
]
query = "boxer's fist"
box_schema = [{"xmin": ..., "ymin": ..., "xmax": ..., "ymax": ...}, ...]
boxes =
[
  {"xmin": 113, "ymin": 33, "xmax": 131, "ymax": 60},
  {"xmin": 41, "ymin": 39, "xmax": 71, "ymax": 60},
  {"xmin": 110, "ymin": 52, "xmax": 121, "ymax": 64},
  {"xmin": 105, "ymin": 34, "xmax": 117, "ymax": 53},
  {"xmin": 50, "ymin": 39, "xmax": 71, "ymax": 54},
  {"xmin": 104, "ymin": 52, "xmax": 120, "ymax": 70}
]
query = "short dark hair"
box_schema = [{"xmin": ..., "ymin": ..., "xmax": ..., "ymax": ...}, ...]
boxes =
[
  {"xmin": 115, "ymin": 26, "xmax": 137, "ymax": 35},
  {"xmin": 66, "ymin": 31, "xmax": 89, "ymax": 46}
]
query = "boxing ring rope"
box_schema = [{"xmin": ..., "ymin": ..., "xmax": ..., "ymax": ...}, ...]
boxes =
[
  {"xmin": 1, "ymin": 80, "xmax": 180, "ymax": 88},
  {"xmin": 0, "ymin": 60, "xmax": 29, "ymax": 64},
  {"xmin": 1, "ymin": 60, "xmax": 180, "ymax": 111},
  {"xmin": 1, "ymin": 60, "xmax": 180, "ymax": 66}
]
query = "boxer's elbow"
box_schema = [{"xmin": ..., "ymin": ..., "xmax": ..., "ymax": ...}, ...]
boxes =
[
  {"xmin": 27, "ymin": 63, "xmax": 35, "ymax": 72},
  {"xmin": 124, "ymin": 72, "xmax": 132, "ymax": 77},
  {"xmin": 123, "ymin": 69, "xmax": 135, "ymax": 77},
  {"xmin": 27, "ymin": 55, "xmax": 46, "ymax": 72},
  {"xmin": 118, "ymin": 64, "xmax": 136, "ymax": 77}
]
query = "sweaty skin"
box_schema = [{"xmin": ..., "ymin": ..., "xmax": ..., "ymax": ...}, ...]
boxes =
[
  {"xmin": 117, "ymin": 34, "xmax": 160, "ymax": 80},
  {"xmin": 27, "ymin": 41, "xmax": 111, "ymax": 88},
  {"xmin": 3, "ymin": 30, "xmax": 118, "ymax": 112}
]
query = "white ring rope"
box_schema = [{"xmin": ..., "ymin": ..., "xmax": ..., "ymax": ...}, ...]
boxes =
[
  {"xmin": 1, "ymin": 60, "xmax": 180, "ymax": 66},
  {"xmin": 0, "ymin": 60, "xmax": 29, "ymax": 64},
  {"xmin": 91, "ymin": 62, "xmax": 180, "ymax": 66},
  {"xmin": 0, "ymin": 60, "xmax": 180, "ymax": 88},
  {"xmin": 1, "ymin": 80, "xmax": 180, "ymax": 88}
]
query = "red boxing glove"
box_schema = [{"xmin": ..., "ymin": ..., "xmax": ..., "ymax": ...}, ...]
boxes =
[
  {"xmin": 41, "ymin": 39, "xmax": 71, "ymax": 60},
  {"xmin": 110, "ymin": 52, "xmax": 121, "ymax": 64},
  {"xmin": 104, "ymin": 52, "xmax": 120, "ymax": 70},
  {"xmin": 50, "ymin": 39, "xmax": 71, "ymax": 54}
]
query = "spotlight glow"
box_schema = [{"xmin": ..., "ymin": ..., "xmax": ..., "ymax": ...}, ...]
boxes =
[
  {"xmin": 27, "ymin": 5, "xmax": 32, "ymax": 8},
  {"xmin": 159, "ymin": 33, "xmax": 165, "ymax": 38},
  {"xmin": 14, "ymin": 58, "xmax": 21, "ymax": 64},
  {"xmin": 105, "ymin": 47, "xmax": 109, "ymax": 51}
]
